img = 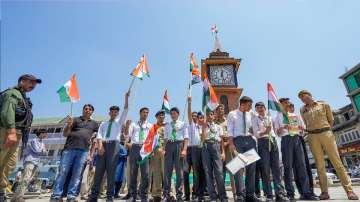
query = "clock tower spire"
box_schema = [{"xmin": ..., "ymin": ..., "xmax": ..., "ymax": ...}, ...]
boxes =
[{"xmin": 201, "ymin": 26, "xmax": 243, "ymax": 114}]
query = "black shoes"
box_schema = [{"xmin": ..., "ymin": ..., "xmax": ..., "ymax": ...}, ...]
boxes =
[
  {"xmin": 122, "ymin": 193, "xmax": 131, "ymax": 200},
  {"xmin": 300, "ymin": 194, "xmax": 319, "ymax": 201}
]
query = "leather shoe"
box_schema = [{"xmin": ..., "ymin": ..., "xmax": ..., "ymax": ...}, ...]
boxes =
[
  {"xmin": 319, "ymin": 192, "xmax": 330, "ymax": 200},
  {"xmin": 347, "ymin": 191, "xmax": 359, "ymax": 200}
]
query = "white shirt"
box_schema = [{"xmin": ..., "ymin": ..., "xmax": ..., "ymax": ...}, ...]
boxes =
[
  {"xmin": 188, "ymin": 123, "xmax": 201, "ymax": 146},
  {"xmin": 227, "ymin": 109, "xmax": 254, "ymax": 137},
  {"xmin": 164, "ymin": 120, "xmax": 189, "ymax": 141},
  {"xmin": 128, "ymin": 120, "xmax": 153, "ymax": 144},
  {"xmin": 274, "ymin": 112, "xmax": 305, "ymax": 136},
  {"xmin": 252, "ymin": 114, "xmax": 276, "ymax": 139},
  {"xmin": 96, "ymin": 109, "xmax": 128, "ymax": 141},
  {"xmin": 204, "ymin": 122, "xmax": 223, "ymax": 142}
]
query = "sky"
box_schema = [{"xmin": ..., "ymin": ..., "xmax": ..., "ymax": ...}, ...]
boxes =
[{"xmin": 1, "ymin": 0, "xmax": 360, "ymax": 122}]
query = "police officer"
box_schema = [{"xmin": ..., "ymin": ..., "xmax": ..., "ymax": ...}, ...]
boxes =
[
  {"xmin": 299, "ymin": 90, "xmax": 358, "ymax": 200},
  {"xmin": 0, "ymin": 74, "xmax": 41, "ymax": 202}
]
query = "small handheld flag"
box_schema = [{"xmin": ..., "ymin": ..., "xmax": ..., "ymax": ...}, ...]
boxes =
[
  {"xmin": 202, "ymin": 74, "xmax": 219, "ymax": 111},
  {"xmin": 131, "ymin": 54, "xmax": 150, "ymax": 80},
  {"xmin": 267, "ymin": 83, "xmax": 289, "ymax": 124},
  {"xmin": 162, "ymin": 90, "xmax": 171, "ymax": 113},
  {"xmin": 139, "ymin": 124, "xmax": 160, "ymax": 163},
  {"xmin": 57, "ymin": 74, "xmax": 80, "ymax": 103},
  {"xmin": 190, "ymin": 53, "xmax": 201, "ymax": 85}
]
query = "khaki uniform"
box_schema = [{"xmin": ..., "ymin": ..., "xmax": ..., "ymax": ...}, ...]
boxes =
[
  {"xmin": 149, "ymin": 124, "xmax": 165, "ymax": 198},
  {"xmin": 300, "ymin": 101, "xmax": 352, "ymax": 193},
  {"xmin": 12, "ymin": 163, "xmax": 39, "ymax": 199},
  {"xmin": 0, "ymin": 129, "xmax": 22, "ymax": 193}
]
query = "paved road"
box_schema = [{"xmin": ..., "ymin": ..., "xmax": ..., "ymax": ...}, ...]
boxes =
[{"xmin": 23, "ymin": 186, "xmax": 360, "ymax": 202}]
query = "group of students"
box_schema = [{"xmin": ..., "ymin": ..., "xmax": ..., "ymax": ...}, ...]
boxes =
[
  {"xmin": 45, "ymin": 89, "xmax": 359, "ymax": 202},
  {"xmin": 1, "ymin": 75, "xmax": 358, "ymax": 202}
]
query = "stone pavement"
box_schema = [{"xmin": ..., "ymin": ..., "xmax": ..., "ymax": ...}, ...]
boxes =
[{"xmin": 23, "ymin": 186, "xmax": 360, "ymax": 202}]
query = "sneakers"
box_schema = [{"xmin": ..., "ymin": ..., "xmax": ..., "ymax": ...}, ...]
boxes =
[
  {"xmin": 275, "ymin": 194, "xmax": 289, "ymax": 202},
  {"xmin": 347, "ymin": 191, "xmax": 359, "ymax": 200}
]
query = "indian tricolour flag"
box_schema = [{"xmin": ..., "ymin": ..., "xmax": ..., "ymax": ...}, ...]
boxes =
[
  {"xmin": 267, "ymin": 83, "xmax": 289, "ymax": 124},
  {"xmin": 211, "ymin": 24, "xmax": 218, "ymax": 34},
  {"xmin": 190, "ymin": 53, "xmax": 201, "ymax": 85},
  {"xmin": 202, "ymin": 74, "xmax": 218, "ymax": 111},
  {"xmin": 57, "ymin": 74, "xmax": 80, "ymax": 103},
  {"xmin": 131, "ymin": 54, "xmax": 150, "ymax": 80},
  {"xmin": 139, "ymin": 124, "xmax": 160, "ymax": 163},
  {"xmin": 162, "ymin": 90, "xmax": 170, "ymax": 113}
]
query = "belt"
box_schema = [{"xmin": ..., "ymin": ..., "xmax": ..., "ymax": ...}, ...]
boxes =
[
  {"xmin": 204, "ymin": 139, "xmax": 219, "ymax": 144},
  {"xmin": 132, "ymin": 143, "xmax": 143, "ymax": 146},
  {"xmin": 307, "ymin": 127, "xmax": 331, "ymax": 134},
  {"xmin": 167, "ymin": 140, "xmax": 183, "ymax": 143},
  {"xmin": 102, "ymin": 140, "xmax": 118, "ymax": 143}
]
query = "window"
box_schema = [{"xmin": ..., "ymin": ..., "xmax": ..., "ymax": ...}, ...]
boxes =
[
  {"xmin": 345, "ymin": 134, "xmax": 349, "ymax": 142},
  {"xmin": 341, "ymin": 135, "xmax": 345, "ymax": 143},
  {"xmin": 356, "ymin": 131, "xmax": 360, "ymax": 139},
  {"xmin": 349, "ymin": 133, "xmax": 353, "ymax": 141},
  {"xmin": 345, "ymin": 71, "xmax": 360, "ymax": 92},
  {"xmin": 48, "ymin": 128, "xmax": 55, "ymax": 133},
  {"xmin": 353, "ymin": 93, "xmax": 360, "ymax": 112},
  {"xmin": 344, "ymin": 113, "xmax": 350, "ymax": 121},
  {"xmin": 55, "ymin": 128, "xmax": 61, "ymax": 133}
]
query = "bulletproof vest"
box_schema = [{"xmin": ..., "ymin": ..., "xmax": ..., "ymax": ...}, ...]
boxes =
[{"xmin": 0, "ymin": 87, "xmax": 33, "ymax": 129}]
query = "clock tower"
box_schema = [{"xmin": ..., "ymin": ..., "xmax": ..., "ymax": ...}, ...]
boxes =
[{"xmin": 201, "ymin": 37, "xmax": 242, "ymax": 114}]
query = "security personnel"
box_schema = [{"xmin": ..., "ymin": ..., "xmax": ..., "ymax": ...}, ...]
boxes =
[
  {"xmin": 0, "ymin": 74, "xmax": 41, "ymax": 202},
  {"xmin": 201, "ymin": 110, "xmax": 227, "ymax": 202},
  {"xmin": 299, "ymin": 90, "xmax": 358, "ymax": 200},
  {"xmin": 149, "ymin": 110, "xmax": 166, "ymax": 202}
]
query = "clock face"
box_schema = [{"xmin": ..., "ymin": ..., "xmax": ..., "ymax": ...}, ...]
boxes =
[{"xmin": 208, "ymin": 65, "xmax": 236, "ymax": 86}]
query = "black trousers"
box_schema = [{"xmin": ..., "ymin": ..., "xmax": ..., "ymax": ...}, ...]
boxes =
[
  {"xmin": 233, "ymin": 136, "xmax": 257, "ymax": 199},
  {"xmin": 258, "ymin": 137, "xmax": 285, "ymax": 198},
  {"xmin": 89, "ymin": 141, "xmax": 120, "ymax": 199},
  {"xmin": 184, "ymin": 147, "xmax": 193, "ymax": 198},
  {"xmin": 294, "ymin": 135, "xmax": 315, "ymax": 195},
  {"xmin": 191, "ymin": 146, "xmax": 206, "ymax": 198},
  {"xmin": 255, "ymin": 161, "xmax": 262, "ymax": 196},
  {"xmin": 202, "ymin": 142, "xmax": 227, "ymax": 200},
  {"xmin": 129, "ymin": 144, "xmax": 149, "ymax": 200},
  {"xmin": 281, "ymin": 135, "xmax": 311, "ymax": 197}
]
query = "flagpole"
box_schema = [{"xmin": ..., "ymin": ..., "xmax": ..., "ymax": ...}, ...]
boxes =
[
  {"xmin": 70, "ymin": 102, "xmax": 73, "ymax": 117},
  {"xmin": 128, "ymin": 76, "xmax": 136, "ymax": 94}
]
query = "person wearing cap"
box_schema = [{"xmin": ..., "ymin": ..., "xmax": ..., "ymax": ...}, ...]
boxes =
[
  {"xmin": 126, "ymin": 107, "xmax": 152, "ymax": 202},
  {"xmin": 252, "ymin": 102, "xmax": 288, "ymax": 202},
  {"xmin": 148, "ymin": 110, "xmax": 166, "ymax": 202},
  {"xmin": 215, "ymin": 104, "xmax": 238, "ymax": 200},
  {"xmin": 227, "ymin": 96, "xmax": 259, "ymax": 202},
  {"xmin": 86, "ymin": 93, "xmax": 129, "ymax": 202},
  {"xmin": 187, "ymin": 97, "xmax": 206, "ymax": 201},
  {"xmin": 163, "ymin": 107, "xmax": 189, "ymax": 202},
  {"xmin": 11, "ymin": 128, "xmax": 47, "ymax": 202},
  {"xmin": 201, "ymin": 110, "xmax": 228, "ymax": 202},
  {"xmin": 274, "ymin": 98, "xmax": 317, "ymax": 201},
  {"xmin": 0, "ymin": 74, "xmax": 41, "ymax": 202},
  {"xmin": 298, "ymin": 90, "xmax": 358, "ymax": 200},
  {"xmin": 50, "ymin": 104, "xmax": 99, "ymax": 202}
]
